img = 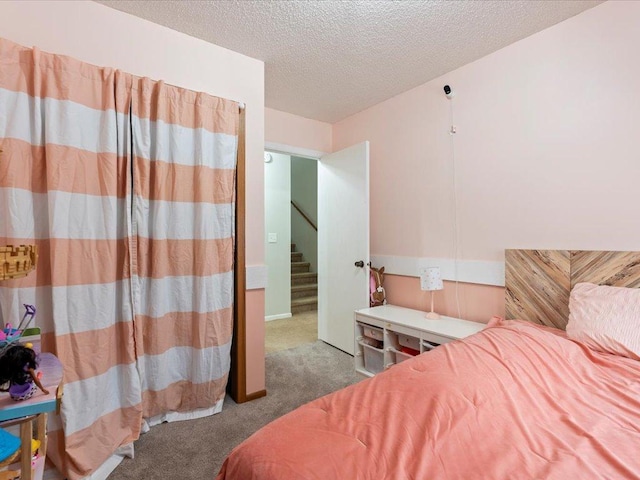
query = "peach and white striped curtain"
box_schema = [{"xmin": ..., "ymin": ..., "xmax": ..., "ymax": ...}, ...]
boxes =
[
  {"xmin": 130, "ymin": 78, "xmax": 237, "ymax": 421},
  {"xmin": 0, "ymin": 39, "xmax": 139, "ymax": 478},
  {"xmin": 0, "ymin": 38, "xmax": 237, "ymax": 479}
]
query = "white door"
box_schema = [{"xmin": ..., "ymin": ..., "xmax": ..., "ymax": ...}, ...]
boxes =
[{"xmin": 318, "ymin": 141, "xmax": 370, "ymax": 354}]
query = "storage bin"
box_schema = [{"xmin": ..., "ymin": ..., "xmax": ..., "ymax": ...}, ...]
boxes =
[
  {"xmin": 361, "ymin": 342, "xmax": 384, "ymax": 374},
  {"xmin": 400, "ymin": 346, "xmax": 420, "ymax": 356},
  {"xmin": 398, "ymin": 334, "xmax": 420, "ymax": 351},
  {"xmin": 361, "ymin": 324, "xmax": 384, "ymax": 341},
  {"xmin": 393, "ymin": 349, "xmax": 414, "ymax": 364},
  {"xmin": 357, "ymin": 335, "xmax": 383, "ymax": 349},
  {"xmin": 422, "ymin": 340, "xmax": 439, "ymax": 351}
]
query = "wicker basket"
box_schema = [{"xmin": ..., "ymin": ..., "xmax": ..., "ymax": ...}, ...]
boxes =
[{"xmin": 0, "ymin": 245, "xmax": 38, "ymax": 281}]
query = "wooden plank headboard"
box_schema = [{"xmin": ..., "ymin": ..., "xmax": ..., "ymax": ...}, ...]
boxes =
[{"xmin": 505, "ymin": 249, "xmax": 640, "ymax": 330}]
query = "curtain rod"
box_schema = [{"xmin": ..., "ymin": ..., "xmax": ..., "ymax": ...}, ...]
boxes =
[{"xmin": 238, "ymin": 102, "xmax": 245, "ymax": 110}]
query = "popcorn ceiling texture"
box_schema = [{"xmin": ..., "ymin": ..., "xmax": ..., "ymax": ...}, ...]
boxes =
[{"xmin": 98, "ymin": 0, "xmax": 602, "ymax": 123}]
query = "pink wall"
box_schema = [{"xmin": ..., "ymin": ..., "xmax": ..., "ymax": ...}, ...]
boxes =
[
  {"xmin": 245, "ymin": 289, "xmax": 265, "ymax": 391},
  {"xmin": 333, "ymin": 1, "xmax": 640, "ymax": 320},
  {"xmin": 0, "ymin": 0, "xmax": 267, "ymax": 394},
  {"xmin": 265, "ymin": 107, "xmax": 332, "ymax": 154},
  {"xmin": 385, "ymin": 276, "xmax": 504, "ymax": 324}
]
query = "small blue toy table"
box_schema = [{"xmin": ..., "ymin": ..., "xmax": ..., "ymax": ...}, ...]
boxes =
[{"xmin": 0, "ymin": 352, "xmax": 63, "ymax": 480}]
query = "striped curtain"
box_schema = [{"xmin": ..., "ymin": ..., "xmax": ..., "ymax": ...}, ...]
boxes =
[
  {"xmin": 0, "ymin": 39, "xmax": 140, "ymax": 478},
  {"xmin": 0, "ymin": 38, "xmax": 237, "ymax": 479},
  {"xmin": 130, "ymin": 78, "xmax": 236, "ymax": 421}
]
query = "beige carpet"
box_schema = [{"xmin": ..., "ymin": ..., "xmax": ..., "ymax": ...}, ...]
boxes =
[
  {"xmin": 108, "ymin": 340, "xmax": 360, "ymax": 479},
  {"xmin": 265, "ymin": 311, "xmax": 318, "ymax": 353}
]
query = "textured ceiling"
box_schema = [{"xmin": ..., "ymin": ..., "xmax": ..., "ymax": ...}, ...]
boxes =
[{"xmin": 97, "ymin": 0, "xmax": 603, "ymax": 123}]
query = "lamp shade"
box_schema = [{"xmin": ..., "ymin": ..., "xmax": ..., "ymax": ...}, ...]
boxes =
[{"xmin": 424, "ymin": 267, "xmax": 443, "ymax": 291}]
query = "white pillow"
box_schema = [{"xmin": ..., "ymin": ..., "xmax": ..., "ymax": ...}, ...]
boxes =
[{"xmin": 567, "ymin": 282, "xmax": 640, "ymax": 360}]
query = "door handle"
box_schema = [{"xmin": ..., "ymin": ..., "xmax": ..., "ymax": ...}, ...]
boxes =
[{"xmin": 354, "ymin": 260, "xmax": 365, "ymax": 268}]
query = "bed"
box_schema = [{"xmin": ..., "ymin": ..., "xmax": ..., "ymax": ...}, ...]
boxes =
[{"xmin": 216, "ymin": 250, "xmax": 640, "ymax": 479}]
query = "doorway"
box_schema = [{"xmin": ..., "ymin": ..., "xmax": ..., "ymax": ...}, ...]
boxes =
[
  {"xmin": 264, "ymin": 151, "xmax": 318, "ymax": 353},
  {"xmin": 264, "ymin": 141, "xmax": 370, "ymax": 357}
]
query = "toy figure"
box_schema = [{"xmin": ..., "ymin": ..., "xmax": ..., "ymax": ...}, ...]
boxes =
[
  {"xmin": 370, "ymin": 266, "xmax": 386, "ymax": 307},
  {"xmin": 0, "ymin": 305, "xmax": 47, "ymax": 400},
  {"xmin": 0, "ymin": 344, "xmax": 49, "ymax": 401}
]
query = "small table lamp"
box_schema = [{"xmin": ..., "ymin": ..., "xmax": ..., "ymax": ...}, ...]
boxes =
[{"xmin": 423, "ymin": 267, "xmax": 443, "ymax": 319}]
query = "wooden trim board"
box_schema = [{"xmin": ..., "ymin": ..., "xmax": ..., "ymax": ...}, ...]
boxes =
[
  {"xmin": 229, "ymin": 108, "xmax": 247, "ymax": 403},
  {"xmin": 505, "ymin": 249, "xmax": 640, "ymax": 330},
  {"xmin": 245, "ymin": 389, "xmax": 267, "ymax": 402},
  {"xmin": 571, "ymin": 250, "xmax": 640, "ymax": 288}
]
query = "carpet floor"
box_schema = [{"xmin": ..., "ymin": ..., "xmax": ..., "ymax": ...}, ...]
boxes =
[
  {"xmin": 108, "ymin": 340, "xmax": 359, "ymax": 479},
  {"xmin": 265, "ymin": 311, "xmax": 318, "ymax": 353}
]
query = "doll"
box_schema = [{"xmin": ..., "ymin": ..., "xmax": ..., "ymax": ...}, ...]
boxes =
[
  {"xmin": 370, "ymin": 266, "xmax": 386, "ymax": 307},
  {"xmin": 0, "ymin": 344, "xmax": 49, "ymax": 401}
]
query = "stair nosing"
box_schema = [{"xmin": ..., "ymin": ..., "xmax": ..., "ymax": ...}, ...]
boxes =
[
  {"xmin": 291, "ymin": 296, "xmax": 318, "ymax": 306},
  {"xmin": 291, "ymin": 283, "xmax": 318, "ymax": 291}
]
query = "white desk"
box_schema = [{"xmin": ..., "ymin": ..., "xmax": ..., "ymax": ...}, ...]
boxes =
[{"xmin": 354, "ymin": 305, "xmax": 485, "ymax": 377}]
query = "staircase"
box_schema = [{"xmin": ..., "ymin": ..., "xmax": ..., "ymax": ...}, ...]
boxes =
[{"xmin": 291, "ymin": 243, "xmax": 317, "ymax": 313}]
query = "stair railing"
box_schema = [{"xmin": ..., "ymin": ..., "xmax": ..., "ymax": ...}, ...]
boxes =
[{"xmin": 291, "ymin": 200, "xmax": 317, "ymax": 231}]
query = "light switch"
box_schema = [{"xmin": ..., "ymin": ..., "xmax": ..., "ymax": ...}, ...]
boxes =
[{"xmin": 268, "ymin": 233, "xmax": 278, "ymax": 243}]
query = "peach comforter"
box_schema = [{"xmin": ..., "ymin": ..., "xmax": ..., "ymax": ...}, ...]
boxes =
[{"xmin": 217, "ymin": 320, "xmax": 640, "ymax": 479}]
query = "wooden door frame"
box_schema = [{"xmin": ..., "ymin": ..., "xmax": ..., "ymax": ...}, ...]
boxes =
[
  {"xmin": 229, "ymin": 137, "xmax": 329, "ymax": 403},
  {"xmin": 228, "ymin": 108, "xmax": 247, "ymax": 403}
]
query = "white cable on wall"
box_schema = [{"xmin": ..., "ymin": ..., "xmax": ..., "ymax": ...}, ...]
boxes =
[{"xmin": 446, "ymin": 87, "xmax": 463, "ymax": 320}]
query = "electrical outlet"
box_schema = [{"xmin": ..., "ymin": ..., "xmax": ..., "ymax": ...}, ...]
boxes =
[{"xmin": 267, "ymin": 233, "xmax": 278, "ymax": 243}]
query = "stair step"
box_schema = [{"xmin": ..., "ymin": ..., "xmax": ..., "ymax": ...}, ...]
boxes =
[
  {"xmin": 290, "ymin": 243, "xmax": 316, "ymax": 312},
  {"xmin": 291, "ymin": 296, "xmax": 318, "ymax": 306},
  {"xmin": 292, "ymin": 272, "xmax": 317, "ymax": 285},
  {"xmin": 291, "ymin": 283, "xmax": 318, "ymax": 299},
  {"xmin": 291, "ymin": 283, "xmax": 318, "ymax": 293},
  {"xmin": 291, "ymin": 296, "xmax": 318, "ymax": 314},
  {"xmin": 291, "ymin": 261, "xmax": 311, "ymax": 273}
]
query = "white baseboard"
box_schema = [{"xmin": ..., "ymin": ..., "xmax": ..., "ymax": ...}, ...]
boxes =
[
  {"xmin": 370, "ymin": 255, "xmax": 505, "ymax": 287},
  {"xmin": 265, "ymin": 313, "xmax": 292, "ymax": 322}
]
